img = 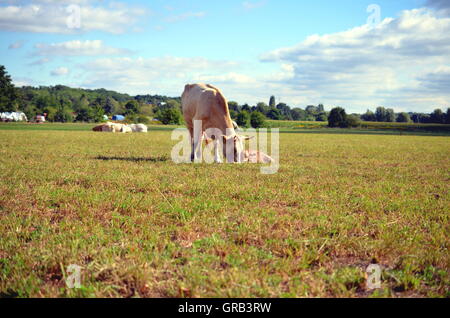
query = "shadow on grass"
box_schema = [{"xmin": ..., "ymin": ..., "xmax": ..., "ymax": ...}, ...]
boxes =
[{"xmin": 94, "ymin": 155, "xmax": 170, "ymax": 163}]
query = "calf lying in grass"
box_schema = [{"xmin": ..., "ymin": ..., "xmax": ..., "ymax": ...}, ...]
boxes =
[{"xmin": 244, "ymin": 150, "xmax": 274, "ymax": 164}]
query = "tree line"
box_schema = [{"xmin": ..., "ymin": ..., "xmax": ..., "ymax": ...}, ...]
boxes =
[{"xmin": 1, "ymin": 65, "xmax": 449, "ymax": 127}]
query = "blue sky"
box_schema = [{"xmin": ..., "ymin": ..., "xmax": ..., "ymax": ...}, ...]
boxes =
[{"xmin": 1, "ymin": 0, "xmax": 449, "ymax": 112}]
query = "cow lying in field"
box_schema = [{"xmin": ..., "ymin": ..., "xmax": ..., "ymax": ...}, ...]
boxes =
[
  {"xmin": 92, "ymin": 122, "xmax": 127, "ymax": 133},
  {"xmin": 182, "ymin": 83, "xmax": 252, "ymax": 163},
  {"xmin": 92, "ymin": 124, "xmax": 105, "ymax": 132},
  {"xmin": 129, "ymin": 124, "xmax": 148, "ymax": 133},
  {"xmin": 92, "ymin": 122, "xmax": 147, "ymax": 133}
]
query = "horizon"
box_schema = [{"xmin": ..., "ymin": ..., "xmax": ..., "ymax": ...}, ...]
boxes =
[
  {"xmin": 9, "ymin": 83, "xmax": 449, "ymax": 115},
  {"xmin": 1, "ymin": 0, "xmax": 450, "ymax": 113}
]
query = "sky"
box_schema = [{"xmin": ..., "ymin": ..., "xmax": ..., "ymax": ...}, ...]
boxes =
[{"xmin": 1, "ymin": 0, "xmax": 449, "ymax": 113}]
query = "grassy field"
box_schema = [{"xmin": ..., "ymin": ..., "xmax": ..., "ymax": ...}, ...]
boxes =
[
  {"xmin": 0, "ymin": 123, "xmax": 449, "ymax": 298},
  {"xmin": 265, "ymin": 120, "xmax": 450, "ymax": 134}
]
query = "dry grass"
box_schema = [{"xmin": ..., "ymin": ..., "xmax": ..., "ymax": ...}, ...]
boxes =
[{"xmin": 0, "ymin": 125, "xmax": 449, "ymax": 298}]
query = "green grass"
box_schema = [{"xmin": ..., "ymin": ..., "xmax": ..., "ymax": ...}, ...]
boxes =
[
  {"xmin": 0, "ymin": 124, "xmax": 449, "ymax": 298},
  {"xmin": 3, "ymin": 121, "xmax": 450, "ymax": 137},
  {"xmin": 264, "ymin": 120, "xmax": 450, "ymax": 135}
]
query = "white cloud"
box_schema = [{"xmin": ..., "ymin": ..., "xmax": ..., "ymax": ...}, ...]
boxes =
[
  {"xmin": 79, "ymin": 56, "xmax": 239, "ymax": 96},
  {"xmin": 195, "ymin": 72, "xmax": 256, "ymax": 85},
  {"xmin": 34, "ymin": 40, "xmax": 130, "ymax": 57},
  {"xmin": 416, "ymin": 66, "xmax": 450, "ymax": 92},
  {"xmin": 260, "ymin": 8, "xmax": 450, "ymax": 112},
  {"xmin": 8, "ymin": 40, "xmax": 23, "ymax": 49},
  {"xmin": 28, "ymin": 57, "xmax": 51, "ymax": 66},
  {"xmin": 0, "ymin": 1, "xmax": 147, "ymax": 34},
  {"xmin": 51, "ymin": 67, "xmax": 70, "ymax": 76}
]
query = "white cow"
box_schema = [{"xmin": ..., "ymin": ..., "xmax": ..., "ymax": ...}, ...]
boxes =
[
  {"xmin": 129, "ymin": 124, "xmax": 148, "ymax": 133},
  {"xmin": 121, "ymin": 125, "xmax": 133, "ymax": 133}
]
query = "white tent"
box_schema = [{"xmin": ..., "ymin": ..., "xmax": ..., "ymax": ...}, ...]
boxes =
[{"xmin": 0, "ymin": 112, "xmax": 28, "ymax": 122}]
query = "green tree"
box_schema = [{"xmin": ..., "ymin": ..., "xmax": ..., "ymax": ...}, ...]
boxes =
[
  {"xmin": 140, "ymin": 104, "xmax": 154, "ymax": 117},
  {"xmin": 241, "ymin": 104, "xmax": 251, "ymax": 112},
  {"xmin": 386, "ymin": 108, "xmax": 395, "ymax": 122},
  {"xmin": 269, "ymin": 96, "xmax": 276, "ymax": 108},
  {"xmin": 250, "ymin": 111, "xmax": 266, "ymax": 128},
  {"xmin": 256, "ymin": 102, "xmax": 269, "ymax": 115},
  {"xmin": 166, "ymin": 99, "xmax": 181, "ymax": 110},
  {"xmin": 236, "ymin": 110, "xmax": 250, "ymax": 128},
  {"xmin": 228, "ymin": 101, "xmax": 240, "ymax": 112},
  {"xmin": 54, "ymin": 107, "xmax": 74, "ymax": 122},
  {"xmin": 291, "ymin": 108, "xmax": 307, "ymax": 121},
  {"xmin": 446, "ymin": 108, "xmax": 450, "ymax": 124},
  {"xmin": 75, "ymin": 105, "xmax": 104, "ymax": 122},
  {"xmin": 44, "ymin": 106, "xmax": 58, "ymax": 122},
  {"xmin": 375, "ymin": 107, "xmax": 387, "ymax": 122},
  {"xmin": 430, "ymin": 109, "xmax": 444, "ymax": 123},
  {"xmin": 318, "ymin": 104, "xmax": 324, "ymax": 112},
  {"xmin": 396, "ymin": 112, "xmax": 411, "ymax": 123},
  {"xmin": 72, "ymin": 94, "xmax": 89, "ymax": 112},
  {"xmin": 345, "ymin": 115, "xmax": 361, "ymax": 128},
  {"xmin": 316, "ymin": 112, "xmax": 328, "ymax": 122},
  {"xmin": 266, "ymin": 107, "xmax": 282, "ymax": 120},
  {"xmin": 158, "ymin": 108, "xmax": 183, "ymax": 125},
  {"xmin": 328, "ymin": 107, "xmax": 347, "ymax": 128},
  {"xmin": 306, "ymin": 105, "xmax": 319, "ymax": 115},
  {"xmin": 276, "ymin": 103, "xmax": 292, "ymax": 120},
  {"xmin": 229, "ymin": 109, "xmax": 238, "ymax": 120},
  {"xmin": 103, "ymin": 97, "xmax": 119, "ymax": 114},
  {"xmin": 0, "ymin": 65, "xmax": 18, "ymax": 112},
  {"xmin": 23, "ymin": 103, "xmax": 38, "ymax": 121},
  {"xmin": 125, "ymin": 100, "xmax": 140, "ymax": 115},
  {"xmin": 90, "ymin": 106, "xmax": 105, "ymax": 122},
  {"xmin": 361, "ymin": 110, "xmax": 376, "ymax": 121}
]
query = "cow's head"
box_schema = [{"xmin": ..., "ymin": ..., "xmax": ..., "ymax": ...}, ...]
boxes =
[{"xmin": 222, "ymin": 135, "xmax": 253, "ymax": 163}]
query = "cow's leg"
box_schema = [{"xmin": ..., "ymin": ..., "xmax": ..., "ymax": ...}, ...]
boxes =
[
  {"xmin": 192, "ymin": 120, "xmax": 203, "ymax": 163},
  {"xmin": 186, "ymin": 126, "xmax": 195, "ymax": 162},
  {"xmin": 192, "ymin": 130, "xmax": 203, "ymax": 163},
  {"xmin": 190, "ymin": 137, "xmax": 195, "ymax": 162},
  {"xmin": 193, "ymin": 135, "xmax": 203, "ymax": 163},
  {"xmin": 213, "ymin": 139, "xmax": 222, "ymax": 163}
]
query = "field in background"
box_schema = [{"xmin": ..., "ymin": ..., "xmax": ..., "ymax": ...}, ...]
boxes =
[
  {"xmin": 265, "ymin": 120, "xmax": 450, "ymax": 134},
  {"xmin": 2, "ymin": 121, "xmax": 450, "ymax": 136},
  {"xmin": 0, "ymin": 124, "xmax": 449, "ymax": 297}
]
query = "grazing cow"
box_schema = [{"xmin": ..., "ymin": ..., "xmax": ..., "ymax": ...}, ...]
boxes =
[
  {"xmin": 182, "ymin": 83, "xmax": 251, "ymax": 163},
  {"xmin": 129, "ymin": 123, "xmax": 148, "ymax": 133}
]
